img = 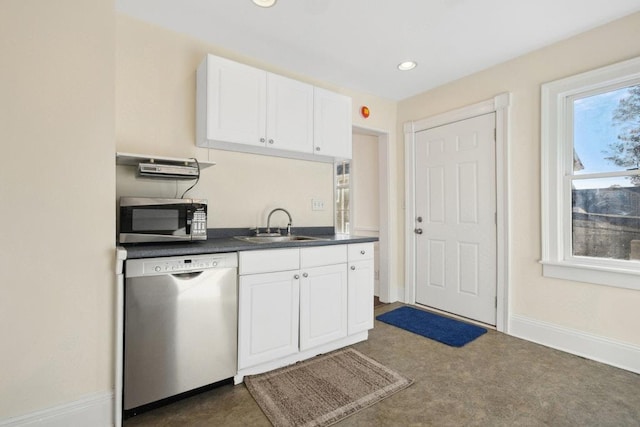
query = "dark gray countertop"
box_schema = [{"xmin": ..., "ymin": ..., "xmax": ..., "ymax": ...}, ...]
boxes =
[{"xmin": 120, "ymin": 227, "xmax": 378, "ymax": 259}]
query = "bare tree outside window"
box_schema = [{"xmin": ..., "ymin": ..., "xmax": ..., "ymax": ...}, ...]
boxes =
[{"xmin": 603, "ymin": 85, "xmax": 640, "ymax": 184}]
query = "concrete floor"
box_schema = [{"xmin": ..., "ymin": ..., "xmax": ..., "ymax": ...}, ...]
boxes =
[{"xmin": 125, "ymin": 303, "xmax": 640, "ymax": 426}]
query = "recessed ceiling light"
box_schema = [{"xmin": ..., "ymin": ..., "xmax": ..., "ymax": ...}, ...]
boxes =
[
  {"xmin": 252, "ymin": 0, "xmax": 277, "ymax": 7},
  {"xmin": 397, "ymin": 61, "xmax": 417, "ymax": 71}
]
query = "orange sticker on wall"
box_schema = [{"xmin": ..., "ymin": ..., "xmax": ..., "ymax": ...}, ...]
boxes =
[{"xmin": 360, "ymin": 106, "xmax": 370, "ymax": 118}]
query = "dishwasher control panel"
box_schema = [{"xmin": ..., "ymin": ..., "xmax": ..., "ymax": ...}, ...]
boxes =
[
  {"xmin": 146, "ymin": 259, "xmax": 216, "ymax": 274},
  {"xmin": 125, "ymin": 253, "xmax": 238, "ymax": 278}
]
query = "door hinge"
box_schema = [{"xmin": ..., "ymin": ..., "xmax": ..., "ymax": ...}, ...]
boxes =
[
  {"xmin": 495, "ymin": 212, "xmax": 497, "ymax": 225},
  {"xmin": 494, "ymin": 128, "xmax": 497, "ymax": 141},
  {"xmin": 495, "ymin": 296, "xmax": 498, "ymax": 308}
]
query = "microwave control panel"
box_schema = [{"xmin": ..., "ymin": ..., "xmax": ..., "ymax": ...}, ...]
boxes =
[{"xmin": 191, "ymin": 210, "xmax": 207, "ymax": 239}]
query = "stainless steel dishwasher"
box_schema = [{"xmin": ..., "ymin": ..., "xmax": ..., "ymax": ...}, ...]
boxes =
[{"xmin": 123, "ymin": 253, "xmax": 237, "ymax": 413}]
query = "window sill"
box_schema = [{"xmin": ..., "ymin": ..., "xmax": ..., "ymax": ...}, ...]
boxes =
[{"xmin": 541, "ymin": 260, "xmax": 640, "ymax": 291}]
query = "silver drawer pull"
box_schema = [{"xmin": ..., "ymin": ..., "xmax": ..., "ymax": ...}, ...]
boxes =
[
  {"xmin": 294, "ymin": 274, "xmax": 299, "ymax": 279},
  {"xmin": 302, "ymin": 272, "xmax": 308, "ymax": 278},
  {"xmin": 360, "ymin": 250, "xmax": 366, "ymax": 255}
]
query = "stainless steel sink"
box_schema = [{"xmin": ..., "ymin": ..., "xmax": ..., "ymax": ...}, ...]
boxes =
[{"xmin": 234, "ymin": 235, "xmax": 327, "ymax": 244}]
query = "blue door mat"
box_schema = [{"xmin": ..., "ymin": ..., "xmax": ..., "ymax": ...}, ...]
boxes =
[{"xmin": 376, "ymin": 306, "xmax": 487, "ymax": 347}]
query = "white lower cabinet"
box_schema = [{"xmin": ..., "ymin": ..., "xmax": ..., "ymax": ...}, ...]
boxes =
[
  {"xmin": 238, "ymin": 270, "xmax": 300, "ymax": 370},
  {"xmin": 236, "ymin": 243, "xmax": 373, "ymax": 383},
  {"xmin": 300, "ymin": 263, "xmax": 348, "ymax": 351},
  {"xmin": 348, "ymin": 244, "xmax": 375, "ymax": 334}
]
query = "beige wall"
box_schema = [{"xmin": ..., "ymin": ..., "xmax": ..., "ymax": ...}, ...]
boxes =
[
  {"xmin": 0, "ymin": 0, "xmax": 115, "ymax": 419},
  {"xmin": 116, "ymin": 13, "xmax": 403, "ymax": 304},
  {"xmin": 116, "ymin": 15, "xmax": 332, "ymax": 228},
  {"xmin": 397, "ymin": 12, "xmax": 640, "ymax": 345},
  {"xmin": 352, "ymin": 134, "xmax": 380, "ymax": 233},
  {"xmin": 116, "ymin": 15, "xmax": 399, "ymax": 233},
  {"xmin": 14, "ymin": 3, "xmax": 638, "ymax": 420}
]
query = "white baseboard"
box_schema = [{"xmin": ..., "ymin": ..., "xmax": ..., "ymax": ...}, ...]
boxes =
[
  {"xmin": 509, "ymin": 314, "xmax": 640, "ymax": 374},
  {"xmin": 0, "ymin": 391, "xmax": 113, "ymax": 427}
]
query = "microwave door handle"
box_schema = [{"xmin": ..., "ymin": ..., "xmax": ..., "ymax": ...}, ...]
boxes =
[{"xmin": 185, "ymin": 208, "xmax": 193, "ymax": 235}]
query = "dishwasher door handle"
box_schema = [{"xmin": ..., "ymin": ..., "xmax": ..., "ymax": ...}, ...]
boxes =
[{"xmin": 170, "ymin": 271, "xmax": 204, "ymax": 279}]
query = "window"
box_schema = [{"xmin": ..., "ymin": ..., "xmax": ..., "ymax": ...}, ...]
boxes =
[
  {"xmin": 541, "ymin": 56, "xmax": 640, "ymax": 290},
  {"xmin": 335, "ymin": 160, "xmax": 350, "ymax": 234}
]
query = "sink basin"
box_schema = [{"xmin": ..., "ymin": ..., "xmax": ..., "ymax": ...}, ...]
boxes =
[{"xmin": 234, "ymin": 235, "xmax": 327, "ymax": 244}]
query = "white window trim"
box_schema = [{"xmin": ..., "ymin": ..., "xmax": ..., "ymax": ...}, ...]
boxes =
[{"xmin": 541, "ymin": 56, "xmax": 640, "ymax": 291}]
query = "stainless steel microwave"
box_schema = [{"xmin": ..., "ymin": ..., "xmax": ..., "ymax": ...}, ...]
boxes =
[{"xmin": 119, "ymin": 197, "xmax": 207, "ymax": 243}]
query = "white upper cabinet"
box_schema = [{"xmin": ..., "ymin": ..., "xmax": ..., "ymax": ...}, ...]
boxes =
[
  {"xmin": 196, "ymin": 54, "xmax": 351, "ymax": 161},
  {"xmin": 266, "ymin": 73, "xmax": 314, "ymax": 154},
  {"xmin": 313, "ymin": 87, "xmax": 352, "ymax": 159},
  {"xmin": 196, "ymin": 54, "xmax": 266, "ymax": 147}
]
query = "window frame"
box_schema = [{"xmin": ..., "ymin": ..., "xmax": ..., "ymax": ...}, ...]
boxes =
[{"xmin": 541, "ymin": 56, "xmax": 640, "ymax": 291}]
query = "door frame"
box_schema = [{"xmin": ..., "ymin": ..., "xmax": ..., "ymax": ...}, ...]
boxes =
[
  {"xmin": 404, "ymin": 93, "xmax": 511, "ymax": 332},
  {"xmin": 351, "ymin": 125, "xmax": 395, "ymax": 303}
]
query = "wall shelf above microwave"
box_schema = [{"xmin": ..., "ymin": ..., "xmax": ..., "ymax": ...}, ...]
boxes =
[
  {"xmin": 116, "ymin": 152, "xmax": 215, "ymax": 169},
  {"xmin": 116, "ymin": 152, "xmax": 215, "ymax": 179}
]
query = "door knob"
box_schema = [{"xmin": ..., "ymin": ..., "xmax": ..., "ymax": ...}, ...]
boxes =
[
  {"xmin": 416, "ymin": 216, "xmax": 423, "ymax": 223},
  {"xmin": 414, "ymin": 228, "xmax": 423, "ymax": 235}
]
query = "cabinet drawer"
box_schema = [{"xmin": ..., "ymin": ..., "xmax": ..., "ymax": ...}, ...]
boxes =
[
  {"xmin": 301, "ymin": 245, "xmax": 347, "ymax": 268},
  {"xmin": 239, "ymin": 248, "xmax": 300, "ymax": 275},
  {"xmin": 348, "ymin": 243, "xmax": 374, "ymax": 261}
]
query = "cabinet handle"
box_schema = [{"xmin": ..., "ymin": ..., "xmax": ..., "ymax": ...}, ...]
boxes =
[
  {"xmin": 260, "ymin": 137, "xmax": 266, "ymax": 143},
  {"xmin": 268, "ymin": 139, "xmax": 274, "ymax": 144},
  {"xmin": 302, "ymin": 272, "xmax": 308, "ymax": 278},
  {"xmin": 315, "ymin": 147, "xmax": 321, "ymax": 151},
  {"xmin": 350, "ymin": 265, "xmax": 356, "ymax": 270},
  {"xmin": 294, "ymin": 274, "xmax": 299, "ymax": 279},
  {"xmin": 360, "ymin": 250, "xmax": 366, "ymax": 255}
]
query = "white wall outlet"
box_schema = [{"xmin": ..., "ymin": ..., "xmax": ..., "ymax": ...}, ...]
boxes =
[{"xmin": 312, "ymin": 199, "xmax": 325, "ymax": 211}]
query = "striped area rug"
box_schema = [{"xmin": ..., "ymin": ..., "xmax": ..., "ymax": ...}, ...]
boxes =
[{"xmin": 244, "ymin": 348, "xmax": 413, "ymax": 427}]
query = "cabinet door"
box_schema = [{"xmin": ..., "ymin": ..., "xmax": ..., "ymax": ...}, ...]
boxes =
[
  {"xmin": 299, "ymin": 263, "xmax": 348, "ymax": 351},
  {"xmin": 238, "ymin": 270, "xmax": 299, "ymax": 369},
  {"xmin": 197, "ymin": 54, "xmax": 267, "ymax": 147},
  {"xmin": 266, "ymin": 73, "xmax": 314, "ymax": 154},
  {"xmin": 313, "ymin": 87, "xmax": 352, "ymax": 159},
  {"xmin": 348, "ymin": 259, "xmax": 374, "ymax": 334}
]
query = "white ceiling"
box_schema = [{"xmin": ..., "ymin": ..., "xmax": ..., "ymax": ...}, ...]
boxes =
[{"xmin": 116, "ymin": 0, "xmax": 640, "ymax": 100}]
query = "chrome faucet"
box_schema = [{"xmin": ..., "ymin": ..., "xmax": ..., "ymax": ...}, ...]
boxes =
[{"xmin": 266, "ymin": 208, "xmax": 293, "ymax": 236}]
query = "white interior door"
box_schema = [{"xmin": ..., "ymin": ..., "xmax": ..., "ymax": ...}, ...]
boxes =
[{"xmin": 414, "ymin": 113, "xmax": 497, "ymax": 325}]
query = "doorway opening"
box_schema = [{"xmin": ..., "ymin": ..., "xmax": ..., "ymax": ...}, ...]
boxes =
[{"xmin": 343, "ymin": 125, "xmax": 393, "ymax": 303}]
